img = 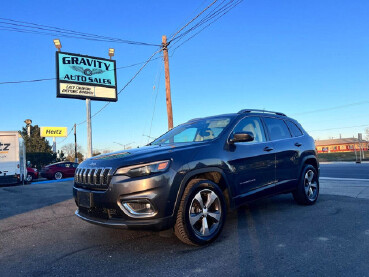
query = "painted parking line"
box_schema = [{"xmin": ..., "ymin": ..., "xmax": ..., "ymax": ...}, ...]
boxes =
[
  {"xmin": 320, "ymin": 177, "xmax": 369, "ymax": 182},
  {"xmin": 31, "ymin": 178, "xmax": 74, "ymax": 185}
]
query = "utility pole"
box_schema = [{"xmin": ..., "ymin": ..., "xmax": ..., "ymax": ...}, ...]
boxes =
[
  {"xmin": 74, "ymin": 123, "xmax": 78, "ymax": 163},
  {"xmin": 86, "ymin": 99, "xmax": 92, "ymax": 158},
  {"xmin": 162, "ymin": 35, "xmax": 173, "ymax": 130}
]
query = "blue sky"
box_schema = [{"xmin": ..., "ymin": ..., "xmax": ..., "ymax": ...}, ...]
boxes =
[{"xmin": 1, "ymin": 0, "xmax": 369, "ymax": 154}]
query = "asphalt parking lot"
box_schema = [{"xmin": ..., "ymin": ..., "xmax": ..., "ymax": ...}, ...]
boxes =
[{"xmin": 1, "ymin": 176, "xmax": 369, "ymax": 276}]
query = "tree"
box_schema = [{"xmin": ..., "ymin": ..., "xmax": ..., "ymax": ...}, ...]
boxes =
[
  {"xmin": 61, "ymin": 143, "xmax": 84, "ymax": 162},
  {"xmin": 19, "ymin": 125, "xmax": 56, "ymax": 169}
]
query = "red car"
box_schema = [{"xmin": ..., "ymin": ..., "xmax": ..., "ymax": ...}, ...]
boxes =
[
  {"xmin": 40, "ymin": 162, "xmax": 79, "ymax": 180},
  {"xmin": 26, "ymin": 167, "xmax": 39, "ymax": 182}
]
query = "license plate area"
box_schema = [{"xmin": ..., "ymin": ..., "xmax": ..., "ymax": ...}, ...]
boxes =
[{"xmin": 78, "ymin": 191, "xmax": 93, "ymax": 208}]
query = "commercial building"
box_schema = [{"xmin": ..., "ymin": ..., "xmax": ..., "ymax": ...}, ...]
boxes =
[{"xmin": 315, "ymin": 138, "xmax": 368, "ymax": 153}]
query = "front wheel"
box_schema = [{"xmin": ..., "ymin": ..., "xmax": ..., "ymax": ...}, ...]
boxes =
[
  {"xmin": 54, "ymin": 171, "xmax": 63, "ymax": 180},
  {"xmin": 293, "ymin": 164, "xmax": 319, "ymax": 205},
  {"xmin": 174, "ymin": 179, "xmax": 226, "ymax": 246}
]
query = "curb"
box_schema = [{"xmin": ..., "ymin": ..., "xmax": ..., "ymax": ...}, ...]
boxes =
[{"xmin": 31, "ymin": 178, "xmax": 74, "ymax": 185}]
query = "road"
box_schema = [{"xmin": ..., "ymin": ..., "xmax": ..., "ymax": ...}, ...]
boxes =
[
  {"xmin": 320, "ymin": 162, "xmax": 369, "ymax": 179},
  {"xmin": 1, "ymin": 177, "xmax": 369, "ymax": 276}
]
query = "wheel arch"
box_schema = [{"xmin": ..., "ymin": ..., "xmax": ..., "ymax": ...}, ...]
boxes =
[
  {"xmin": 299, "ymin": 155, "xmax": 319, "ymax": 178},
  {"xmin": 173, "ymin": 167, "xmax": 234, "ymax": 217}
]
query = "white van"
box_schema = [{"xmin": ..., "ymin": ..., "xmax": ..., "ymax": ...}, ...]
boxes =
[{"xmin": 0, "ymin": 131, "xmax": 26, "ymax": 185}]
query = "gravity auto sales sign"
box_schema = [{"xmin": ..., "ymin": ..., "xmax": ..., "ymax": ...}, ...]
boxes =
[{"xmin": 56, "ymin": 52, "xmax": 117, "ymax": 101}]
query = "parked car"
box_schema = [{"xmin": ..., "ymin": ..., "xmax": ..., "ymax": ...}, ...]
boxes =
[
  {"xmin": 73, "ymin": 109, "xmax": 319, "ymax": 245},
  {"xmin": 26, "ymin": 167, "xmax": 38, "ymax": 182},
  {"xmin": 41, "ymin": 162, "xmax": 79, "ymax": 180}
]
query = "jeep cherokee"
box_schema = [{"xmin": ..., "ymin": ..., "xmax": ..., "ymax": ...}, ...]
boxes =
[{"xmin": 73, "ymin": 109, "xmax": 319, "ymax": 245}]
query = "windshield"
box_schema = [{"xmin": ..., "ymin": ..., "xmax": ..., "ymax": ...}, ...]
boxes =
[{"xmin": 151, "ymin": 117, "xmax": 232, "ymax": 145}]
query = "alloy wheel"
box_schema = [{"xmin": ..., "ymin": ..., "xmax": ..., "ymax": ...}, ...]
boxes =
[
  {"xmin": 304, "ymin": 170, "xmax": 318, "ymax": 200},
  {"xmin": 55, "ymin": 172, "xmax": 63, "ymax": 180},
  {"xmin": 189, "ymin": 189, "xmax": 222, "ymax": 237}
]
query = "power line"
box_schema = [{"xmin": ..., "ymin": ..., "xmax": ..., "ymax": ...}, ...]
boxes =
[
  {"xmin": 169, "ymin": 0, "xmax": 219, "ymax": 42},
  {"xmin": 291, "ymin": 100, "xmax": 369, "ymax": 116},
  {"xmin": 58, "ymin": 126, "xmax": 74, "ymax": 144},
  {"xmin": 0, "ymin": 17, "xmax": 160, "ymax": 46},
  {"xmin": 170, "ymin": 0, "xmax": 243, "ymax": 55},
  {"xmin": 308, "ymin": 123, "xmax": 369, "ymax": 132},
  {"xmin": 76, "ymin": 47, "xmax": 164, "ymax": 126},
  {"xmin": 0, "ymin": 56, "xmax": 162, "ymax": 85},
  {"xmin": 168, "ymin": 0, "xmax": 243, "ymax": 55},
  {"xmin": 170, "ymin": 0, "xmax": 238, "ymax": 44},
  {"xmin": 0, "ymin": 77, "xmax": 55, "ymax": 85},
  {"xmin": 148, "ymin": 63, "xmax": 164, "ymax": 141}
]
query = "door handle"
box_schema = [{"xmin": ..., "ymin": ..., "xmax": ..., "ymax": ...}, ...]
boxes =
[
  {"xmin": 264, "ymin": 146, "xmax": 274, "ymax": 152},
  {"xmin": 295, "ymin": 142, "xmax": 302, "ymax": 147}
]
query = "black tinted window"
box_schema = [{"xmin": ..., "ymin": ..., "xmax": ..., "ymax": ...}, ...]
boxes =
[
  {"xmin": 264, "ymin": 118, "xmax": 291, "ymax": 141},
  {"xmin": 232, "ymin": 117, "xmax": 266, "ymax": 143},
  {"xmin": 57, "ymin": 163, "xmax": 65, "ymax": 168},
  {"xmin": 286, "ymin": 121, "xmax": 303, "ymax": 137}
]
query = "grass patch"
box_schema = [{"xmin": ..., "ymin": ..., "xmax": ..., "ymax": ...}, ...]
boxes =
[{"xmin": 318, "ymin": 151, "xmax": 369, "ymax": 162}]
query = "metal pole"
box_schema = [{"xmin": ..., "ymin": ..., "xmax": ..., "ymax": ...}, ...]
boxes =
[
  {"xmin": 27, "ymin": 125, "xmax": 31, "ymax": 137},
  {"xmin": 86, "ymin": 98, "xmax": 92, "ymax": 158},
  {"xmin": 74, "ymin": 123, "xmax": 78, "ymax": 163},
  {"xmin": 52, "ymin": 137, "xmax": 56, "ymax": 153},
  {"xmin": 162, "ymin": 35, "xmax": 174, "ymax": 130}
]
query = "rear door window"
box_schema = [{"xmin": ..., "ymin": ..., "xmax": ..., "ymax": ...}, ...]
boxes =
[
  {"xmin": 263, "ymin": 117, "xmax": 292, "ymax": 141},
  {"xmin": 286, "ymin": 121, "xmax": 303, "ymax": 137}
]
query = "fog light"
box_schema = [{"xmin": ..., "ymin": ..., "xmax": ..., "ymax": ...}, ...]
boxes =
[{"xmin": 121, "ymin": 199, "xmax": 157, "ymax": 218}]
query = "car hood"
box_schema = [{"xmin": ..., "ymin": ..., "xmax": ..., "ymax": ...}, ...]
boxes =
[{"xmin": 79, "ymin": 143, "xmax": 207, "ymax": 169}]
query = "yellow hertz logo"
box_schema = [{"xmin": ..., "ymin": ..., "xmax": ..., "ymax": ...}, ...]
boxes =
[{"xmin": 40, "ymin": 127, "xmax": 68, "ymax": 137}]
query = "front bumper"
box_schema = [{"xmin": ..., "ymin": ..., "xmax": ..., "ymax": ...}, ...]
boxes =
[
  {"xmin": 73, "ymin": 169, "xmax": 178, "ymax": 231},
  {"xmin": 75, "ymin": 209, "xmax": 173, "ymax": 230}
]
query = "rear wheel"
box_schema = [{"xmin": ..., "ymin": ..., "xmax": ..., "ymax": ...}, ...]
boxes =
[
  {"xmin": 293, "ymin": 164, "xmax": 319, "ymax": 205},
  {"xmin": 174, "ymin": 179, "xmax": 226, "ymax": 246},
  {"xmin": 26, "ymin": 173, "xmax": 33, "ymax": 183},
  {"xmin": 54, "ymin": 171, "xmax": 63, "ymax": 180}
]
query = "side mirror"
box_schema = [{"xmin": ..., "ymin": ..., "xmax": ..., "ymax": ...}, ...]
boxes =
[{"xmin": 229, "ymin": 132, "xmax": 254, "ymax": 144}]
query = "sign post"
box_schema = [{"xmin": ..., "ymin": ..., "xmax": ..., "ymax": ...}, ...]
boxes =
[{"xmin": 56, "ymin": 52, "xmax": 117, "ymax": 158}]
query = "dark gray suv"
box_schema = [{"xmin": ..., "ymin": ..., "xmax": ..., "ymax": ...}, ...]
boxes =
[{"xmin": 73, "ymin": 109, "xmax": 319, "ymax": 245}]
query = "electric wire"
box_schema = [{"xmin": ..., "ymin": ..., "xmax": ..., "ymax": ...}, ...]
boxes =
[
  {"xmin": 0, "ymin": 17, "xmax": 159, "ymax": 46},
  {"xmin": 168, "ymin": 0, "xmax": 219, "ymax": 42},
  {"xmin": 0, "ymin": 56, "xmax": 162, "ymax": 85},
  {"xmin": 148, "ymin": 63, "xmax": 164, "ymax": 142},
  {"xmin": 170, "ymin": 0, "xmax": 238, "ymax": 44},
  {"xmin": 58, "ymin": 126, "xmax": 74, "ymax": 144},
  {"xmin": 170, "ymin": 0, "xmax": 243, "ymax": 55},
  {"xmin": 75, "ymin": 47, "xmax": 164, "ymax": 126},
  {"xmin": 308, "ymin": 124, "xmax": 369, "ymax": 133}
]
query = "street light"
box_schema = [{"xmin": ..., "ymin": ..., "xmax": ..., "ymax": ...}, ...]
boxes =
[
  {"xmin": 53, "ymin": 39, "xmax": 62, "ymax": 51},
  {"xmin": 109, "ymin": 48, "xmax": 115, "ymax": 59},
  {"xmin": 24, "ymin": 119, "xmax": 32, "ymax": 137}
]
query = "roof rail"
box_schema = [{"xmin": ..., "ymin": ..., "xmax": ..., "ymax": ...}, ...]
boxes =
[{"xmin": 238, "ymin": 109, "xmax": 286, "ymax": 116}]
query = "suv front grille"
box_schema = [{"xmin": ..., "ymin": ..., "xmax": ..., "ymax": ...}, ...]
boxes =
[{"xmin": 74, "ymin": 167, "xmax": 112, "ymax": 190}]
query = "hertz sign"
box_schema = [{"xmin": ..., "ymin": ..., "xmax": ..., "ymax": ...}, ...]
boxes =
[
  {"xmin": 40, "ymin": 127, "xmax": 68, "ymax": 138},
  {"xmin": 56, "ymin": 52, "xmax": 117, "ymax": 102}
]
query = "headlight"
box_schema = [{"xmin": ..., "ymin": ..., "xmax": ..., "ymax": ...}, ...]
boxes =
[{"xmin": 114, "ymin": 160, "xmax": 170, "ymax": 178}]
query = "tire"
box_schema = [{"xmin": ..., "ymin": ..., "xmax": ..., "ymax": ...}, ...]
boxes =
[
  {"xmin": 26, "ymin": 173, "xmax": 33, "ymax": 183},
  {"xmin": 174, "ymin": 178, "xmax": 226, "ymax": 246},
  {"xmin": 54, "ymin": 172, "xmax": 63, "ymax": 180},
  {"xmin": 293, "ymin": 164, "xmax": 319, "ymax": 205}
]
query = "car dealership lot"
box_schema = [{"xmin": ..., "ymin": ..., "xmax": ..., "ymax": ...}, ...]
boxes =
[{"xmin": 1, "ymin": 176, "xmax": 369, "ymax": 276}]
